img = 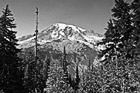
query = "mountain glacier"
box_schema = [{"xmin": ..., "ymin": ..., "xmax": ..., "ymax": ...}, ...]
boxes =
[{"xmin": 18, "ymin": 23, "xmax": 103, "ymax": 50}]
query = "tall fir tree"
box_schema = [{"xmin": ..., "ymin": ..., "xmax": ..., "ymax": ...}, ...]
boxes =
[
  {"xmin": 0, "ymin": 5, "xmax": 24, "ymax": 92},
  {"xmin": 97, "ymin": 0, "xmax": 140, "ymax": 92},
  {"xmin": 73, "ymin": 63, "xmax": 80, "ymax": 93},
  {"xmin": 98, "ymin": 0, "xmax": 133, "ymax": 64}
]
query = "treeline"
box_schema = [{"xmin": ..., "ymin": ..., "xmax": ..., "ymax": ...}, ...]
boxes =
[{"xmin": 1, "ymin": 0, "xmax": 140, "ymax": 93}]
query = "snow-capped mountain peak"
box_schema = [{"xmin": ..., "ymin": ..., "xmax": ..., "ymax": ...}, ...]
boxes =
[
  {"xmin": 53, "ymin": 23, "xmax": 86, "ymax": 32},
  {"xmin": 18, "ymin": 23, "xmax": 103, "ymax": 49}
]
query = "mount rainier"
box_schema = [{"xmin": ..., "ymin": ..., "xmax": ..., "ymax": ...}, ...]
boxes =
[{"xmin": 18, "ymin": 23, "xmax": 103, "ymax": 72}]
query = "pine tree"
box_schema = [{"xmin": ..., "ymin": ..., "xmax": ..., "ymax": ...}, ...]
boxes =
[
  {"xmin": 98, "ymin": 0, "xmax": 133, "ymax": 63},
  {"xmin": 73, "ymin": 63, "xmax": 80, "ymax": 93},
  {"xmin": 0, "ymin": 5, "xmax": 24, "ymax": 92},
  {"xmin": 97, "ymin": 0, "xmax": 140, "ymax": 92}
]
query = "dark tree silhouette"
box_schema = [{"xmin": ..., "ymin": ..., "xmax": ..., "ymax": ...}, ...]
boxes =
[
  {"xmin": 0, "ymin": 5, "xmax": 24, "ymax": 93},
  {"xmin": 97, "ymin": 0, "xmax": 140, "ymax": 92},
  {"xmin": 98, "ymin": 0, "xmax": 133, "ymax": 64}
]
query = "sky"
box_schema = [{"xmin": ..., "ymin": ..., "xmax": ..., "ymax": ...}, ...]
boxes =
[{"xmin": 0, "ymin": 0, "xmax": 132, "ymax": 38}]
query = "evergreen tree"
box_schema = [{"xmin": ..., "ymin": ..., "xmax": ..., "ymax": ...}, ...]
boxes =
[
  {"xmin": 73, "ymin": 63, "xmax": 80, "ymax": 93},
  {"xmin": 98, "ymin": 0, "xmax": 133, "ymax": 63},
  {"xmin": 0, "ymin": 5, "xmax": 24, "ymax": 92},
  {"xmin": 97, "ymin": 0, "xmax": 140, "ymax": 92}
]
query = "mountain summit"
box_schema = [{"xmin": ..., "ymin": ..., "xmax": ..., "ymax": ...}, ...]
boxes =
[{"xmin": 18, "ymin": 23, "xmax": 103, "ymax": 49}]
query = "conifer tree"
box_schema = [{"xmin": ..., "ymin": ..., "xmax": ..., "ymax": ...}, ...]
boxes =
[
  {"xmin": 97, "ymin": 0, "xmax": 140, "ymax": 92},
  {"xmin": 0, "ymin": 5, "xmax": 24, "ymax": 92},
  {"xmin": 73, "ymin": 63, "xmax": 80, "ymax": 93},
  {"xmin": 98, "ymin": 0, "xmax": 133, "ymax": 63}
]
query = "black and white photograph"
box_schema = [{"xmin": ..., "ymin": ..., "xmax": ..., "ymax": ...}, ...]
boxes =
[{"xmin": 0, "ymin": 0, "xmax": 140, "ymax": 93}]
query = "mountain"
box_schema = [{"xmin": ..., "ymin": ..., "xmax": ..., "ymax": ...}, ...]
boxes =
[{"xmin": 18, "ymin": 23, "xmax": 103, "ymax": 75}]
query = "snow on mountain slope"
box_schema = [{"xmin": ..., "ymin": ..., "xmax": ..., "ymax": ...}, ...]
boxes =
[
  {"xmin": 18, "ymin": 23, "xmax": 104, "ymax": 74},
  {"xmin": 18, "ymin": 23, "xmax": 103, "ymax": 49},
  {"xmin": 18, "ymin": 36, "xmax": 35, "ymax": 44}
]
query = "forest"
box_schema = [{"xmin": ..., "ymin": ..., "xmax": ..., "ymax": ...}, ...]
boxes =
[{"xmin": 1, "ymin": 0, "xmax": 140, "ymax": 93}]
